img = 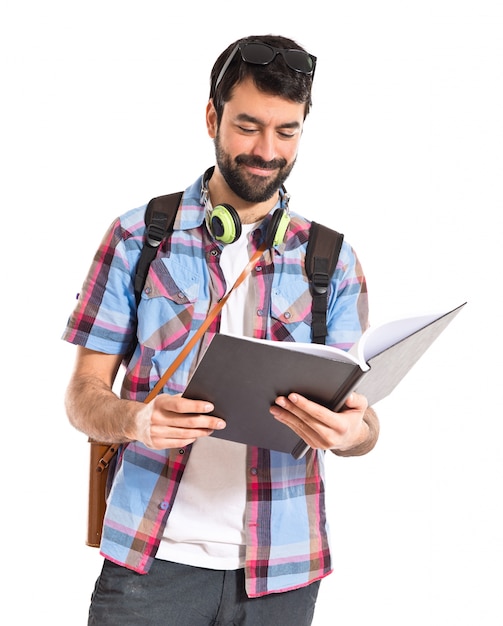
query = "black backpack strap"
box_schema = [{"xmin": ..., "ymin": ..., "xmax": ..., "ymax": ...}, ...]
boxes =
[
  {"xmin": 134, "ymin": 191, "xmax": 183, "ymax": 305},
  {"xmin": 305, "ymin": 221, "xmax": 344, "ymax": 344}
]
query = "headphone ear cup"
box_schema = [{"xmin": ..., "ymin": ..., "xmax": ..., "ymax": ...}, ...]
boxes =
[
  {"xmin": 266, "ymin": 209, "xmax": 290, "ymax": 247},
  {"xmin": 210, "ymin": 204, "xmax": 242, "ymax": 244}
]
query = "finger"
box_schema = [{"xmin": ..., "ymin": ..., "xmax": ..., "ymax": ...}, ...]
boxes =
[
  {"xmin": 149, "ymin": 419, "xmax": 226, "ymax": 449},
  {"xmin": 151, "ymin": 414, "xmax": 226, "ymax": 431},
  {"xmin": 154, "ymin": 393, "xmax": 215, "ymax": 415},
  {"xmin": 342, "ymin": 392, "xmax": 368, "ymax": 411},
  {"xmin": 274, "ymin": 393, "xmax": 334, "ymax": 428},
  {"xmin": 271, "ymin": 394, "xmax": 353, "ymax": 449}
]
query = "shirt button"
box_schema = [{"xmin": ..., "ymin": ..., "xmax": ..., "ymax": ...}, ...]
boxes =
[
  {"xmin": 159, "ymin": 501, "xmax": 170, "ymax": 510},
  {"xmin": 250, "ymin": 467, "xmax": 258, "ymax": 476},
  {"xmin": 284, "ymin": 311, "xmax": 291, "ymax": 319},
  {"xmin": 257, "ymin": 309, "xmax": 263, "ymax": 316},
  {"xmin": 255, "ymin": 265, "xmax": 262, "ymax": 272},
  {"xmin": 178, "ymin": 448, "xmax": 185, "ymax": 455},
  {"xmin": 145, "ymin": 287, "xmax": 151, "ymax": 295}
]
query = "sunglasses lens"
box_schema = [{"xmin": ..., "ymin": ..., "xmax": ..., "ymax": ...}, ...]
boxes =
[
  {"xmin": 242, "ymin": 43, "xmax": 276, "ymax": 65},
  {"xmin": 284, "ymin": 49, "xmax": 315, "ymax": 74},
  {"xmin": 242, "ymin": 43, "xmax": 315, "ymax": 74}
]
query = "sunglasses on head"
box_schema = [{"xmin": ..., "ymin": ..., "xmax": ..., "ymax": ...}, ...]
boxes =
[{"xmin": 214, "ymin": 41, "xmax": 317, "ymax": 91}]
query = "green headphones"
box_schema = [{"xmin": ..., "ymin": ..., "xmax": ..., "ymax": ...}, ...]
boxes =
[{"xmin": 209, "ymin": 203, "xmax": 290, "ymax": 247}]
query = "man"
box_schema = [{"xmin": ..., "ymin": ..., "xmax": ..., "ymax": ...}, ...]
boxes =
[{"xmin": 63, "ymin": 34, "xmax": 379, "ymax": 625}]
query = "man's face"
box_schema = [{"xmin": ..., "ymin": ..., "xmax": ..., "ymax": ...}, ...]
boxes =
[{"xmin": 207, "ymin": 77, "xmax": 305, "ymax": 203}]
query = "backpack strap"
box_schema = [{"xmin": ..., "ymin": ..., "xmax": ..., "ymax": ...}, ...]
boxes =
[
  {"xmin": 133, "ymin": 191, "xmax": 183, "ymax": 305},
  {"xmin": 305, "ymin": 221, "xmax": 344, "ymax": 344}
]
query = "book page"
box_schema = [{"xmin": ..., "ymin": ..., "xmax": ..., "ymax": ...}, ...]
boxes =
[{"xmin": 352, "ymin": 312, "xmax": 449, "ymax": 363}]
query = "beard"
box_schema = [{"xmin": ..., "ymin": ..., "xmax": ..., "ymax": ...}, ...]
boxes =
[{"xmin": 214, "ymin": 132, "xmax": 296, "ymax": 203}]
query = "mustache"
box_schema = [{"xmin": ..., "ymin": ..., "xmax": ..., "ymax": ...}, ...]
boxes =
[{"xmin": 235, "ymin": 154, "xmax": 287, "ymax": 170}]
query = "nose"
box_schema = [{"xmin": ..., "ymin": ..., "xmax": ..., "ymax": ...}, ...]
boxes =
[{"xmin": 250, "ymin": 130, "xmax": 276, "ymax": 163}]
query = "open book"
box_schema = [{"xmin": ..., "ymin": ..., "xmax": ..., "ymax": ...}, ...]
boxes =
[{"xmin": 183, "ymin": 302, "xmax": 466, "ymax": 459}]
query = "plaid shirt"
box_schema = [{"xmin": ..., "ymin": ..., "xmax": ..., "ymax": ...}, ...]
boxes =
[{"xmin": 63, "ymin": 173, "xmax": 369, "ymax": 597}]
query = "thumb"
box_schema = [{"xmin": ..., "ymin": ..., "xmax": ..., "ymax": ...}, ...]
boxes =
[{"xmin": 344, "ymin": 392, "xmax": 367, "ymax": 411}]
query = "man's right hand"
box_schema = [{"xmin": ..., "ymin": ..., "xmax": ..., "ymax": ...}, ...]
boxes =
[
  {"xmin": 134, "ymin": 394, "xmax": 226, "ymax": 449},
  {"xmin": 64, "ymin": 346, "xmax": 225, "ymax": 448}
]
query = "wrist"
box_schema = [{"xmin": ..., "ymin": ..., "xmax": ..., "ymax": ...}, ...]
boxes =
[{"xmin": 332, "ymin": 407, "xmax": 380, "ymax": 457}]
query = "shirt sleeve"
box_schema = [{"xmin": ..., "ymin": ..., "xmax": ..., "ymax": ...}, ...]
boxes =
[
  {"xmin": 325, "ymin": 239, "xmax": 369, "ymax": 351},
  {"xmin": 62, "ymin": 217, "xmax": 138, "ymax": 355}
]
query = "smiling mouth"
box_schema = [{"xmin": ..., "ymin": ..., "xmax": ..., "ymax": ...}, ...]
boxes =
[{"xmin": 245, "ymin": 165, "xmax": 276, "ymax": 177}]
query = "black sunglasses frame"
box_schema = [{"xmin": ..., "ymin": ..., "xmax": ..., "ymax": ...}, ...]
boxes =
[{"xmin": 214, "ymin": 41, "xmax": 317, "ymax": 92}]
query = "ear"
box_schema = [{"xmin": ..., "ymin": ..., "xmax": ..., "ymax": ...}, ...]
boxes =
[{"xmin": 206, "ymin": 99, "xmax": 218, "ymax": 139}]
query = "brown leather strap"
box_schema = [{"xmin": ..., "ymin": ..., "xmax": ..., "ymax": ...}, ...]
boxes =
[{"xmin": 89, "ymin": 241, "xmax": 268, "ymax": 549}]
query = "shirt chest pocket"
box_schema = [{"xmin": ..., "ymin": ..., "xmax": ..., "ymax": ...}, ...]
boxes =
[
  {"xmin": 137, "ymin": 257, "xmax": 200, "ymax": 351},
  {"xmin": 270, "ymin": 278, "xmax": 313, "ymax": 338}
]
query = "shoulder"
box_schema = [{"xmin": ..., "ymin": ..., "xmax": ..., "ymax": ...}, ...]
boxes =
[
  {"xmin": 286, "ymin": 214, "xmax": 356, "ymax": 263},
  {"xmin": 100, "ymin": 204, "xmax": 149, "ymax": 251}
]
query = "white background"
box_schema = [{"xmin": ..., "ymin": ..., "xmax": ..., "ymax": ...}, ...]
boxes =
[{"xmin": 1, "ymin": 1, "xmax": 502, "ymax": 624}]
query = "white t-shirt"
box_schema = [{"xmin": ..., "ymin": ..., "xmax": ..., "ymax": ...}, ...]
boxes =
[{"xmin": 156, "ymin": 222, "xmax": 258, "ymax": 569}]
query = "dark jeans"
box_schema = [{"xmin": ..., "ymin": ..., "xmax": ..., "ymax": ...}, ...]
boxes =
[{"xmin": 88, "ymin": 558, "xmax": 321, "ymax": 626}]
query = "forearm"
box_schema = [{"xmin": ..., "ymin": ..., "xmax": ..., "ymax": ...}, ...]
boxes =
[
  {"xmin": 332, "ymin": 406, "xmax": 380, "ymax": 457},
  {"xmin": 65, "ymin": 374, "xmax": 140, "ymax": 443}
]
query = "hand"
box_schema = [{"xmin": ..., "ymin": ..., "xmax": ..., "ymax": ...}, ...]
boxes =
[
  {"xmin": 270, "ymin": 391, "xmax": 371, "ymax": 453},
  {"xmin": 134, "ymin": 394, "xmax": 226, "ymax": 450}
]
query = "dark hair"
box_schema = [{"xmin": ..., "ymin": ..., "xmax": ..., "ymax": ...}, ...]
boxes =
[{"xmin": 209, "ymin": 34, "xmax": 314, "ymax": 124}]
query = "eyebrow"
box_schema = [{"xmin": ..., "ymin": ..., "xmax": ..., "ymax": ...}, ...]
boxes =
[{"xmin": 235, "ymin": 113, "xmax": 301, "ymax": 130}]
